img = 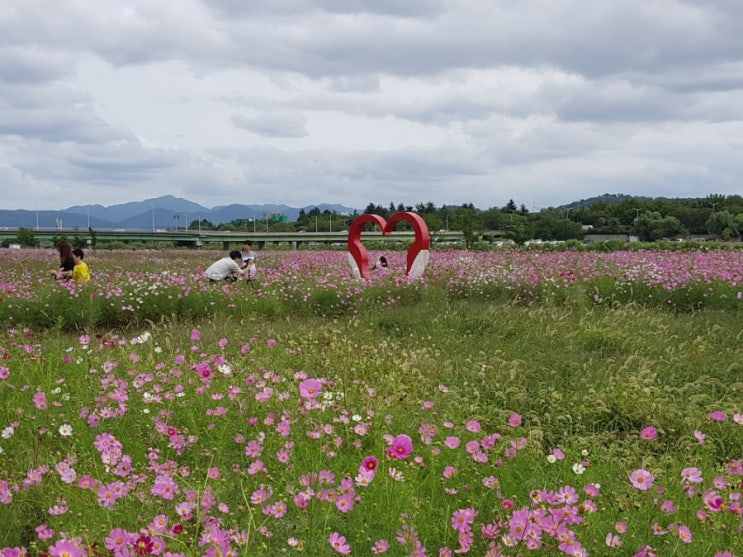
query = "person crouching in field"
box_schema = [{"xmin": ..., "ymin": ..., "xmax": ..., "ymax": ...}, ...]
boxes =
[
  {"xmin": 71, "ymin": 248, "xmax": 90, "ymax": 283},
  {"xmin": 205, "ymin": 251, "xmax": 245, "ymax": 282}
]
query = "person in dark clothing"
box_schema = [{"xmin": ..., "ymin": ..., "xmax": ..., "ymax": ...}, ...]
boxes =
[{"xmin": 49, "ymin": 240, "xmax": 75, "ymax": 280}]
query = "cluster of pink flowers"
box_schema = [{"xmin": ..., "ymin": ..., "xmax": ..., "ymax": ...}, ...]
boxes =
[{"xmin": 0, "ymin": 321, "xmax": 741, "ymax": 556}]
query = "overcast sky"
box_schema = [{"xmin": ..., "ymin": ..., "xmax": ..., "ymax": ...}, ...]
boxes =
[{"xmin": 2, "ymin": 0, "xmax": 742, "ymax": 212}]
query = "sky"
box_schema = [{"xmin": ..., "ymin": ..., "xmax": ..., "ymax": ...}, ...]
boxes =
[{"xmin": 2, "ymin": 1, "xmax": 742, "ymax": 212}]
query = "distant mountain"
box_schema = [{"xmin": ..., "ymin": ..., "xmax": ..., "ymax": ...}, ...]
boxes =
[
  {"xmin": 559, "ymin": 193, "xmax": 709, "ymax": 210},
  {"xmin": 66, "ymin": 195, "xmax": 210, "ymax": 223},
  {"xmin": 559, "ymin": 193, "xmax": 651, "ymax": 210},
  {"xmin": 0, "ymin": 196, "xmax": 358, "ymax": 229}
]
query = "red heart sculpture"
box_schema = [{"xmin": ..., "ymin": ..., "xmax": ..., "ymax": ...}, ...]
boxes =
[{"xmin": 347, "ymin": 212, "xmax": 431, "ymax": 279}]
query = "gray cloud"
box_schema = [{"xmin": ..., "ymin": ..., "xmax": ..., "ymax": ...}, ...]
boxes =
[{"xmin": 0, "ymin": 0, "xmax": 742, "ymax": 211}]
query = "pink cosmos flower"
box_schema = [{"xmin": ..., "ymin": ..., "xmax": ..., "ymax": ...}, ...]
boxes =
[
  {"xmin": 640, "ymin": 426, "xmax": 658, "ymax": 440},
  {"xmin": 299, "ymin": 378, "xmax": 322, "ymax": 399},
  {"xmin": 677, "ymin": 524, "xmax": 693, "ymax": 543},
  {"xmin": 508, "ymin": 413, "xmax": 522, "ymax": 427},
  {"xmin": 105, "ymin": 528, "xmax": 132, "ymax": 552},
  {"xmin": 33, "ymin": 391, "xmax": 48, "ymax": 410},
  {"xmin": 48, "ymin": 539, "xmax": 82, "ymax": 557},
  {"xmin": 681, "ymin": 467, "xmax": 703, "ymax": 484},
  {"xmin": 372, "ymin": 539, "xmax": 390, "ymax": 554},
  {"xmin": 445, "ymin": 436, "xmax": 461, "ymax": 449},
  {"xmin": 267, "ymin": 339, "xmax": 277, "ymax": 348},
  {"xmin": 35, "ymin": 524, "xmax": 55, "ymax": 541},
  {"xmin": 706, "ymin": 411, "xmax": 727, "ymax": 421},
  {"xmin": 605, "ymin": 533, "xmax": 621, "ymax": 547},
  {"xmin": 190, "ymin": 329, "xmax": 201, "ymax": 341},
  {"xmin": 329, "ymin": 531, "xmax": 351, "ymax": 555},
  {"xmin": 694, "ymin": 430, "xmax": 706, "ymax": 444},
  {"xmin": 466, "ymin": 420, "xmax": 481, "ymax": 432},
  {"xmin": 660, "ymin": 499, "xmax": 677, "ymax": 514},
  {"xmin": 629, "ymin": 469, "xmax": 654, "ymax": 491},
  {"xmin": 386, "ymin": 434, "xmax": 413, "ymax": 460}
]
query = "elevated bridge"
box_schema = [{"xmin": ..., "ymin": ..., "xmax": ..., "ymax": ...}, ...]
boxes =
[{"xmin": 0, "ymin": 228, "xmax": 479, "ymax": 249}]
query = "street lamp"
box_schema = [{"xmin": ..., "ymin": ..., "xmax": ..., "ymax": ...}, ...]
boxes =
[
  {"xmin": 150, "ymin": 204, "xmax": 155, "ymax": 232},
  {"xmin": 329, "ymin": 214, "xmax": 332, "ymax": 232},
  {"xmin": 173, "ymin": 215, "xmax": 179, "ymax": 231},
  {"xmin": 184, "ymin": 213, "xmax": 188, "ymax": 231}
]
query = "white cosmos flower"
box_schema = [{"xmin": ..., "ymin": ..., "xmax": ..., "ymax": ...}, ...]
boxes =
[
  {"xmin": 58, "ymin": 424, "xmax": 73, "ymax": 438},
  {"xmin": 218, "ymin": 364, "xmax": 232, "ymax": 376},
  {"xmin": 388, "ymin": 468, "xmax": 405, "ymax": 482},
  {"xmin": 572, "ymin": 463, "xmax": 586, "ymax": 475},
  {"xmin": 1, "ymin": 426, "xmax": 13, "ymax": 439},
  {"xmin": 546, "ymin": 454, "xmax": 557, "ymax": 463}
]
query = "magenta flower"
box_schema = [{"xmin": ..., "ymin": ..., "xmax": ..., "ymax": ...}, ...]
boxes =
[
  {"xmin": 706, "ymin": 411, "xmax": 727, "ymax": 421},
  {"xmin": 329, "ymin": 531, "xmax": 351, "ymax": 555},
  {"xmin": 386, "ymin": 434, "xmax": 414, "ymax": 459},
  {"xmin": 640, "ymin": 426, "xmax": 658, "ymax": 440},
  {"xmin": 190, "ymin": 329, "xmax": 201, "ymax": 341},
  {"xmin": 267, "ymin": 338, "xmax": 277, "ymax": 348},
  {"xmin": 360, "ymin": 455, "xmax": 379, "ymax": 474},
  {"xmin": 629, "ymin": 469, "xmax": 654, "ymax": 491}
]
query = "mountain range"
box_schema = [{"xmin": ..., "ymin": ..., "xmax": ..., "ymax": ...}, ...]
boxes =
[{"xmin": 0, "ymin": 195, "xmax": 358, "ymax": 230}]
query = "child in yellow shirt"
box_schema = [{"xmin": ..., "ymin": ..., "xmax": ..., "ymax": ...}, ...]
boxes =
[{"xmin": 71, "ymin": 248, "xmax": 91, "ymax": 283}]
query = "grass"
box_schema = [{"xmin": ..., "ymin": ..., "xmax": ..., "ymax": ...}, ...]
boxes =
[{"xmin": 0, "ymin": 248, "xmax": 741, "ymax": 556}]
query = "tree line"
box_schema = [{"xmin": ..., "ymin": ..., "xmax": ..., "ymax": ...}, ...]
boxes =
[
  {"xmin": 10, "ymin": 194, "xmax": 742, "ymax": 248},
  {"xmin": 213, "ymin": 194, "xmax": 743, "ymax": 245}
]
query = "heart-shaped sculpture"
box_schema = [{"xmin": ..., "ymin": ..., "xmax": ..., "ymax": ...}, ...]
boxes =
[{"xmin": 347, "ymin": 212, "xmax": 430, "ymax": 279}]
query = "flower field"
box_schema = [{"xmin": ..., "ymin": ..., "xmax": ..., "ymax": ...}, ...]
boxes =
[
  {"xmin": 1, "ymin": 247, "xmax": 742, "ymax": 331},
  {"xmin": 0, "ymin": 247, "xmax": 741, "ymax": 556}
]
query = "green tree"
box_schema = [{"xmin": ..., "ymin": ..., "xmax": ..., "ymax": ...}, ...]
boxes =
[
  {"xmin": 532, "ymin": 209, "xmax": 584, "ymax": 241},
  {"xmin": 634, "ymin": 212, "xmax": 685, "ymax": 241},
  {"xmin": 706, "ymin": 210, "xmax": 738, "ymax": 240},
  {"xmin": 16, "ymin": 227, "xmax": 37, "ymax": 247}
]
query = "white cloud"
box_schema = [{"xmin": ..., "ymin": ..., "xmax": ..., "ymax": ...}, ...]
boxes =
[{"xmin": 0, "ymin": 0, "xmax": 742, "ymax": 211}]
